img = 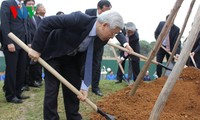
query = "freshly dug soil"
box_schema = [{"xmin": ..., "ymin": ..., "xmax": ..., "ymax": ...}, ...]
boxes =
[{"xmin": 90, "ymin": 67, "xmax": 200, "ymax": 120}]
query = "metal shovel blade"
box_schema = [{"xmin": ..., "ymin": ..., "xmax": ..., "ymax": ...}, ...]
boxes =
[
  {"xmin": 165, "ymin": 62, "xmax": 175, "ymax": 76},
  {"xmin": 97, "ymin": 108, "xmax": 116, "ymax": 120},
  {"xmin": 158, "ymin": 62, "xmax": 172, "ymax": 71}
]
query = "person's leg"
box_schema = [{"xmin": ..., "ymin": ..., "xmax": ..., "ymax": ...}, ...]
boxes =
[
  {"xmin": 166, "ymin": 53, "xmax": 170, "ymax": 61},
  {"xmin": 43, "ymin": 59, "xmax": 61, "ymax": 120},
  {"xmin": 29, "ymin": 62, "xmax": 43, "ymax": 87},
  {"xmin": 61, "ymin": 55, "xmax": 82, "ymax": 120},
  {"xmin": 194, "ymin": 54, "xmax": 200, "ymax": 69},
  {"xmin": 29, "ymin": 63, "xmax": 36, "ymax": 86},
  {"xmin": 3, "ymin": 49, "xmax": 18, "ymax": 101},
  {"xmin": 132, "ymin": 60, "xmax": 140, "ymax": 81},
  {"xmin": 116, "ymin": 59, "xmax": 126, "ymax": 83},
  {"xmin": 156, "ymin": 48, "xmax": 165, "ymax": 77},
  {"xmin": 23, "ymin": 56, "xmax": 31, "ymax": 91},
  {"xmin": 16, "ymin": 49, "xmax": 28, "ymax": 97},
  {"xmin": 34, "ymin": 63, "xmax": 43, "ymax": 84},
  {"xmin": 128, "ymin": 58, "xmax": 133, "ymax": 82}
]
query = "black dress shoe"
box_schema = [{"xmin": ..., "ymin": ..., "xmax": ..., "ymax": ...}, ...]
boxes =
[
  {"xmin": 29, "ymin": 81, "xmax": 41, "ymax": 88},
  {"xmin": 7, "ymin": 97, "xmax": 23, "ymax": 104},
  {"xmin": 21, "ymin": 85, "xmax": 30, "ymax": 91},
  {"xmin": 93, "ymin": 90, "xmax": 103, "ymax": 96},
  {"xmin": 17, "ymin": 95, "xmax": 30, "ymax": 99},
  {"xmin": 115, "ymin": 80, "xmax": 122, "ymax": 84},
  {"xmin": 37, "ymin": 81, "xmax": 43, "ymax": 87}
]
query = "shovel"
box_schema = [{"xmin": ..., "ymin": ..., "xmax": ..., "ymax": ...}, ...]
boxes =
[
  {"xmin": 161, "ymin": 46, "xmax": 188, "ymax": 76},
  {"xmin": 161, "ymin": 45, "xmax": 176, "ymax": 76},
  {"xmin": 111, "ymin": 46, "xmax": 129, "ymax": 84},
  {"xmin": 8, "ymin": 32, "xmax": 115, "ymax": 120},
  {"xmin": 108, "ymin": 42, "xmax": 172, "ymax": 71}
]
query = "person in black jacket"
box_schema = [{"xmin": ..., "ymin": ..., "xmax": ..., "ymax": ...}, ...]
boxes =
[
  {"xmin": 154, "ymin": 15, "xmax": 180, "ymax": 77},
  {"xmin": 28, "ymin": 3, "xmax": 46, "ymax": 88},
  {"xmin": 1, "ymin": 0, "xmax": 30, "ymax": 104},
  {"xmin": 116, "ymin": 22, "xmax": 140, "ymax": 84},
  {"xmin": 187, "ymin": 31, "xmax": 200, "ymax": 69},
  {"xmin": 28, "ymin": 10, "xmax": 126, "ymax": 120},
  {"xmin": 22, "ymin": 0, "xmax": 37, "ymax": 91},
  {"xmin": 56, "ymin": 11, "xmax": 64, "ymax": 15},
  {"xmin": 85, "ymin": 0, "xmax": 132, "ymax": 96}
]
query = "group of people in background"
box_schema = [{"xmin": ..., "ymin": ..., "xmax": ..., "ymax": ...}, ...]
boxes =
[
  {"xmin": 0, "ymin": 0, "xmax": 47, "ymax": 104},
  {"xmin": 0, "ymin": 0, "xmax": 200, "ymax": 120}
]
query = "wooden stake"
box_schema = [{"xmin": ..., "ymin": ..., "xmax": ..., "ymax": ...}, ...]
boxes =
[{"xmin": 149, "ymin": 4, "xmax": 200, "ymax": 120}]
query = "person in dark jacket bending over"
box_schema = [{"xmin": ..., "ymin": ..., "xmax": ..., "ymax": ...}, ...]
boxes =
[
  {"xmin": 116, "ymin": 22, "xmax": 140, "ymax": 84},
  {"xmin": 28, "ymin": 10, "xmax": 128, "ymax": 120}
]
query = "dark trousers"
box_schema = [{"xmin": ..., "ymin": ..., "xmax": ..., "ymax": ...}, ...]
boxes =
[
  {"xmin": 43, "ymin": 55, "xmax": 82, "ymax": 120},
  {"xmin": 194, "ymin": 55, "xmax": 200, "ymax": 69},
  {"xmin": 116, "ymin": 57, "xmax": 127, "ymax": 81},
  {"xmin": 117, "ymin": 57, "xmax": 140, "ymax": 81},
  {"xmin": 156, "ymin": 48, "xmax": 170, "ymax": 77},
  {"xmin": 128, "ymin": 58, "xmax": 140, "ymax": 81},
  {"xmin": 91, "ymin": 47, "xmax": 103, "ymax": 92},
  {"xmin": 25, "ymin": 59, "xmax": 43, "ymax": 86},
  {"xmin": 187, "ymin": 54, "xmax": 200, "ymax": 69},
  {"xmin": 29, "ymin": 62, "xmax": 43, "ymax": 84},
  {"xmin": 25, "ymin": 57, "xmax": 31, "ymax": 85},
  {"xmin": 3, "ymin": 48, "xmax": 27, "ymax": 100}
]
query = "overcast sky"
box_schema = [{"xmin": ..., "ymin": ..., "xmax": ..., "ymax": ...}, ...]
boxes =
[{"xmin": 1, "ymin": 0, "xmax": 200, "ymax": 42}]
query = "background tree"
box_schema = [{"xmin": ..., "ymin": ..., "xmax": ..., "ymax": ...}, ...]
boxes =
[
  {"xmin": 139, "ymin": 40, "xmax": 151, "ymax": 56},
  {"xmin": 150, "ymin": 41, "xmax": 156, "ymax": 49}
]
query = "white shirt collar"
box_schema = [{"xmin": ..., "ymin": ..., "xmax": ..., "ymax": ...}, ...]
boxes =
[
  {"xmin": 15, "ymin": 0, "xmax": 21, "ymax": 5},
  {"xmin": 96, "ymin": 10, "xmax": 100, "ymax": 17},
  {"xmin": 39, "ymin": 15, "xmax": 45, "ymax": 19}
]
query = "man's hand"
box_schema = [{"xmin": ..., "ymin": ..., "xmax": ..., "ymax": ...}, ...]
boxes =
[
  {"xmin": 116, "ymin": 56, "xmax": 123, "ymax": 63},
  {"xmin": 77, "ymin": 89, "xmax": 88, "ymax": 101},
  {"xmin": 28, "ymin": 44, "xmax": 31, "ymax": 47},
  {"xmin": 28, "ymin": 48, "xmax": 41, "ymax": 62},
  {"xmin": 118, "ymin": 59, "xmax": 123, "ymax": 64},
  {"xmin": 7, "ymin": 43, "xmax": 15, "ymax": 52},
  {"xmin": 166, "ymin": 48, "xmax": 170, "ymax": 52},
  {"xmin": 174, "ymin": 54, "xmax": 179, "ymax": 62},
  {"xmin": 125, "ymin": 44, "xmax": 134, "ymax": 54}
]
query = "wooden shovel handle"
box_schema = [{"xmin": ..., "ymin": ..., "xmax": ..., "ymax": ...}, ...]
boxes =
[
  {"xmin": 161, "ymin": 45, "xmax": 172, "ymax": 55},
  {"xmin": 111, "ymin": 46, "xmax": 125, "ymax": 74},
  {"xmin": 108, "ymin": 42, "xmax": 159, "ymax": 65},
  {"xmin": 8, "ymin": 32, "xmax": 98, "ymax": 111}
]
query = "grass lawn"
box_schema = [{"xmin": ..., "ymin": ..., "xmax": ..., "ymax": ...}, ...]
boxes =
[{"xmin": 0, "ymin": 80, "xmax": 127, "ymax": 120}]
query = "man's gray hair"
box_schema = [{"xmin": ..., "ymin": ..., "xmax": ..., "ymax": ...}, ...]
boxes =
[
  {"xmin": 125, "ymin": 22, "xmax": 136, "ymax": 32},
  {"xmin": 36, "ymin": 3, "xmax": 43, "ymax": 11},
  {"xmin": 97, "ymin": 10, "xmax": 124, "ymax": 29}
]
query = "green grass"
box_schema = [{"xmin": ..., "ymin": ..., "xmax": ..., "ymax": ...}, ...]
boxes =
[{"xmin": 0, "ymin": 80, "xmax": 127, "ymax": 120}]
